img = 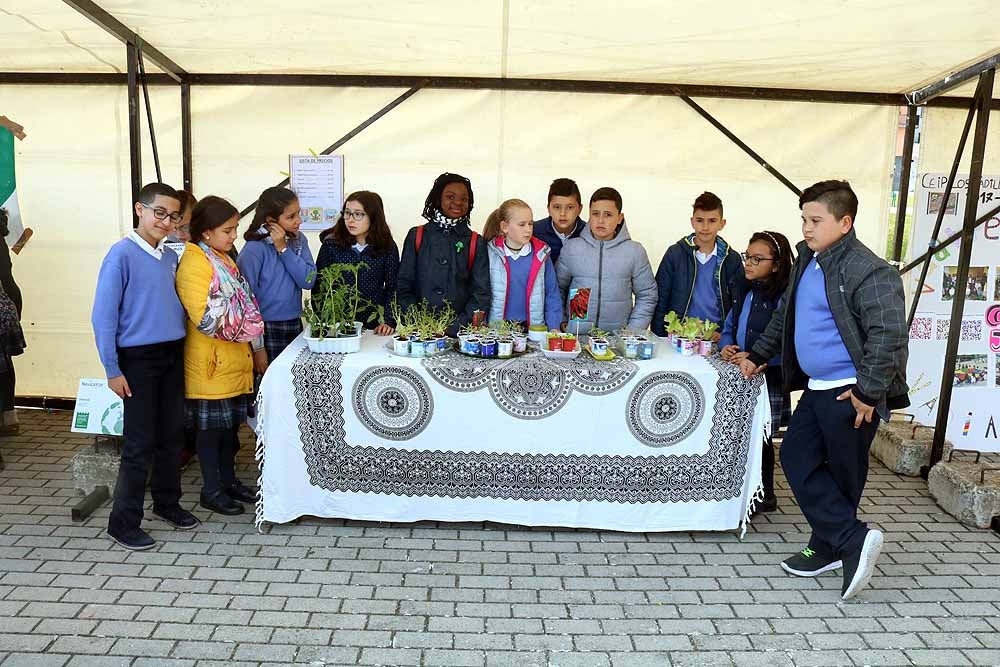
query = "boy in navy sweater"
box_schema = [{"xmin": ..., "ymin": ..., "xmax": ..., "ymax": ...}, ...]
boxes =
[
  {"xmin": 92, "ymin": 183, "xmax": 199, "ymax": 550},
  {"xmin": 740, "ymin": 180, "xmax": 909, "ymax": 600},
  {"xmin": 651, "ymin": 192, "xmax": 742, "ymax": 337}
]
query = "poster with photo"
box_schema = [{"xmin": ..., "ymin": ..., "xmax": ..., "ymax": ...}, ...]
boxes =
[{"xmin": 906, "ymin": 173, "xmax": 1000, "ymax": 452}]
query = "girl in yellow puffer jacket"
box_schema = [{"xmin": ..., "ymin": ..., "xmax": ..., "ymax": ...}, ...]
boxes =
[{"xmin": 176, "ymin": 196, "xmax": 265, "ymax": 517}]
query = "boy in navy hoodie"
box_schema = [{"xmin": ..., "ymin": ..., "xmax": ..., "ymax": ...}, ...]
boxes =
[
  {"xmin": 651, "ymin": 192, "xmax": 742, "ymax": 337},
  {"xmin": 92, "ymin": 183, "xmax": 199, "ymax": 550},
  {"xmin": 740, "ymin": 180, "xmax": 909, "ymax": 600},
  {"xmin": 532, "ymin": 178, "xmax": 585, "ymax": 265}
]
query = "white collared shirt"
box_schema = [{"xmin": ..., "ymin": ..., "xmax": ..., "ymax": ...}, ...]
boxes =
[
  {"xmin": 129, "ymin": 230, "xmax": 165, "ymax": 260},
  {"xmin": 504, "ymin": 242, "xmax": 532, "ymax": 260},
  {"xmin": 695, "ymin": 241, "xmax": 719, "ymax": 264}
]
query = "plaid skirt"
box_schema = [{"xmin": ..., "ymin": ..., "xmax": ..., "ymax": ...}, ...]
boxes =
[
  {"xmin": 185, "ymin": 394, "xmax": 250, "ymax": 432},
  {"xmin": 764, "ymin": 366, "xmax": 791, "ymax": 437},
  {"xmin": 264, "ymin": 318, "xmax": 303, "ymax": 363}
]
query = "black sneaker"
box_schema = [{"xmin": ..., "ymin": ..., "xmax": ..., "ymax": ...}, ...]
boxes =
[
  {"xmin": 841, "ymin": 528, "xmax": 884, "ymax": 600},
  {"xmin": 751, "ymin": 496, "xmax": 778, "ymax": 516},
  {"xmin": 200, "ymin": 491, "xmax": 245, "ymax": 516},
  {"xmin": 227, "ymin": 480, "xmax": 258, "ymax": 504},
  {"xmin": 152, "ymin": 506, "xmax": 200, "ymax": 530},
  {"xmin": 781, "ymin": 546, "xmax": 842, "ymax": 577},
  {"xmin": 107, "ymin": 527, "xmax": 156, "ymax": 551}
]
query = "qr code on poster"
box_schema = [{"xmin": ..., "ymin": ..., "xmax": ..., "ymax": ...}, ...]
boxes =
[
  {"xmin": 934, "ymin": 317, "xmax": 983, "ymax": 341},
  {"xmin": 909, "ymin": 316, "xmax": 932, "ymax": 340}
]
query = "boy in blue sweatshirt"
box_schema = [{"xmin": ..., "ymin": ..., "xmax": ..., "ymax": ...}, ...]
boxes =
[
  {"xmin": 740, "ymin": 180, "xmax": 909, "ymax": 601},
  {"xmin": 651, "ymin": 192, "xmax": 742, "ymax": 337},
  {"xmin": 91, "ymin": 183, "xmax": 199, "ymax": 550},
  {"xmin": 532, "ymin": 178, "xmax": 585, "ymax": 265}
]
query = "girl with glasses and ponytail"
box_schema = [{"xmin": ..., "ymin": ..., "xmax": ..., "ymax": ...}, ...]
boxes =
[{"xmin": 719, "ymin": 229, "xmax": 794, "ymax": 515}]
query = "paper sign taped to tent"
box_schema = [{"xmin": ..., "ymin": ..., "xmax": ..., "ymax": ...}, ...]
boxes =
[
  {"xmin": 71, "ymin": 379, "xmax": 124, "ymax": 436},
  {"xmin": 289, "ymin": 155, "xmax": 344, "ymax": 232}
]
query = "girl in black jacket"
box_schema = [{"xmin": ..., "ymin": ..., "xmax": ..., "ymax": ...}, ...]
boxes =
[
  {"xmin": 315, "ymin": 191, "xmax": 399, "ymax": 334},
  {"xmin": 396, "ymin": 173, "xmax": 491, "ymax": 333}
]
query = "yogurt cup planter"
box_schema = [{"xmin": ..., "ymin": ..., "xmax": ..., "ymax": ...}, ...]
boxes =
[
  {"xmin": 547, "ymin": 335, "xmax": 563, "ymax": 351},
  {"xmin": 699, "ymin": 339, "xmax": 714, "ymax": 356},
  {"xmin": 561, "ymin": 335, "xmax": 577, "ymax": 352},
  {"xmin": 481, "ymin": 338, "xmax": 498, "ymax": 357},
  {"xmin": 392, "ymin": 336, "xmax": 410, "ymax": 355},
  {"xmin": 681, "ymin": 338, "xmax": 698, "ymax": 357},
  {"xmin": 639, "ymin": 340, "xmax": 656, "ymax": 360},
  {"xmin": 513, "ymin": 333, "xmax": 528, "ymax": 353},
  {"xmin": 589, "ymin": 337, "xmax": 609, "ymax": 356},
  {"xmin": 622, "ymin": 337, "xmax": 639, "ymax": 359},
  {"xmin": 498, "ymin": 338, "xmax": 514, "ymax": 358},
  {"xmin": 463, "ymin": 336, "xmax": 482, "ymax": 355}
]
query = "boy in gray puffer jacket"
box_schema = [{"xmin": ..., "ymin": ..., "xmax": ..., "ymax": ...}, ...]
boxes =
[{"xmin": 556, "ymin": 187, "xmax": 658, "ymax": 334}]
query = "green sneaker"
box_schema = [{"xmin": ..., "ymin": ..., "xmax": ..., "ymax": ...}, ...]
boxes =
[{"xmin": 781, "ymin": 546, "xmax": 842, "ymax": 577}]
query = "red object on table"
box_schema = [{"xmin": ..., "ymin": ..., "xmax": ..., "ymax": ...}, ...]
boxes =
[
  {"xmin": 548, "ymin": 337, "xmax": 562, "ymax": 351},
  {"xmin": 561, "ymin": 337, "xmax": 576, "ymax": 352}
]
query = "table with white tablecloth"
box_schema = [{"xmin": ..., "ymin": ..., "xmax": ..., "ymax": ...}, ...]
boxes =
[{"xmin": 255, "ymin": 334, "xmax": 770, "ymax": 534}]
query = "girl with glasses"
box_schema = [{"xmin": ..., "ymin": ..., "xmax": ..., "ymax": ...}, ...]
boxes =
[
  {"xmin": 315, "ymin": 191, "xmax": 399, "ymax": 335},
  {"xmin": 719, "ymin": 230, "xmax": 794, "ymax": 515}
]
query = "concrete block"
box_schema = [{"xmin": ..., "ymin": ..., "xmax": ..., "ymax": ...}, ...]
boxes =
[
  {"xmin": 928, "ymin": 461, "xmax": 1000, "ymax": 529},
  {"xmin": 72, "ymin": 438, "xmax": 122, "ymax": 496},
  {"xmin": 871, "ymin": 420, "xmax": 951, "ymax": 477}
]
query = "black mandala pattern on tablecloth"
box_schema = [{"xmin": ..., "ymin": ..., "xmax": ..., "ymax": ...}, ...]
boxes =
[
  {"xmin": 293, "ymin": 346, "xmax": 763, "ymax": 503},
  {"xmin": 626, "ymin": 371, "xmax": 705, "ymax": 447},
  {"xmin": 421, "ymin": 350, "xmax": 636, "ymax": 419},
  {"xmin": 352, "ymin": 366, "xmax": 433, "ymax": 440}
]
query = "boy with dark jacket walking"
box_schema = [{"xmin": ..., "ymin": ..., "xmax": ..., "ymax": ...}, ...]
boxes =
[
  {"xmin": 651, "ymin": 192, "xmax": 742, "ymax": 337},
  {"xmin": 740, "ymin": 180, "xmax": 909, "ymax": 601}
]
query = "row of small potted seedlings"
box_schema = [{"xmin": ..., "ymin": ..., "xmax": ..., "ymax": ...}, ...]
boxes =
[
  {"xmin": 546, "ymin": 332, "xmax": 578, "ymax": 352},
  {"xmin": 390, "ymin": 299, "xmax": 455, "ymax": 357},
  {"xmin": 663, "ymin": 312, "xmax": 718, "ymax": 357},
  {"xmin": 458, "ymin": 322, "xmax": 528, "ymax": 358},
  {"xmin": 616, "ymin": 329, "xmax": 656, "ymax": 360}
]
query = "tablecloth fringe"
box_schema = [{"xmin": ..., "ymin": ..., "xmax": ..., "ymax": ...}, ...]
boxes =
[{"xmin": 253, "ymin": 384, "xmax": 267, "ymax": 534}]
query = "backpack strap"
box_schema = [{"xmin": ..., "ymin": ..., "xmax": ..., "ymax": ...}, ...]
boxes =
[{"xmin": 468, "ymin": 231, "xmax": 479, "ymax": 273}]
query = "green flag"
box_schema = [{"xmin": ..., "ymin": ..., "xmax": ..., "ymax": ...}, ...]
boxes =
[{"xmin": 0, "ymin": 126, "xmax": 24, "ymax": 246}]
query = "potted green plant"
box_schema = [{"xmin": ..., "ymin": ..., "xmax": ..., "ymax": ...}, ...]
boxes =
[
  {"xmin": 679, "ymin": 317, "xmax": 701, "ymax": 357},
  {"xmin": 664, "ymin": 311, "xmax": 683, "ymax": 351},
  {"xmin": 699, "ymin": 321, "xmax": 719, "ymax": 356},
  {"xmin": 304, "ymin": 262, "xmax": 384, "ymax": 354}
]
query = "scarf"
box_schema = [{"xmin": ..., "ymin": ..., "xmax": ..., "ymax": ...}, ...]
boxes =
[
  {"xmin": 422, "ymin": 207, "xmax": 467, "ymax": 231},
  {"xmin": 196, "ymin": 242, "xmax": 265, "ymax": 343}
]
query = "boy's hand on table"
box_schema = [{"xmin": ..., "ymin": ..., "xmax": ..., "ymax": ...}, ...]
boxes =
[
  {"xmin": 738, "ymin": 358, "xmax": 764, "ymax": 379},
  {"xmin": 108, "ymin": 375, "xmax": 132, "ymax": 399},
  {"xmin": 710, "ymin": 331, "xmax": 722, "ymax": 343},
  {"xmin": 720, "ymin": 345, "xmax": 740, "ymax": 361},
  {"xmin": 374, "ymin": 324, "xmax": 395, "ymax": 336},
  {"xmin": 838, "ymin": 389, "xmax": 875, "ymax": 429}
]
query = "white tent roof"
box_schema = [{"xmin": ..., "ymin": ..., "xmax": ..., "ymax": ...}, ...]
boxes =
[{"xmin": 1, "ymin": 1, "xmax": 997, "ymax": 95}]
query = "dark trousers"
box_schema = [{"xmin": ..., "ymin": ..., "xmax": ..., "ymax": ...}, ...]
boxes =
[
  {"xmin": 108, "ymin": 340, "xmax": 185, "ymax": 535},
  {"xmin": 779, "ymin": 385, "xmax": 880, "ymax": 558},
  {"xmin": 197, "ymin": 424, "xmax": 239, "ymax": 495},
  {"xmin": 0, "ymin": 364, "xmax": 15, "ymax": 412}
]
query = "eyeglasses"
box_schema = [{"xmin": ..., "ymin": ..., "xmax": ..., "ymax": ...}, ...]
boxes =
[
  {"xmin": 741, "ymin": 252, "xmax": 776, "ymax": 266},
  {"xmin": 141, "ymin": 203, "xmax": 182, "ymax": 223},
  {"xmin": 342, "ymin": 209, "xmax": 367, "ymax": 221}
]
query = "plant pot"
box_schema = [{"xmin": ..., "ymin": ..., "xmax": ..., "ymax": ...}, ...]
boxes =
[
  {"xmin": 393, "ymin": 337, "xmax": 410, "ymax": 355},
  {"xmin": 547, "ymin": 336, "xmax": 562, "ymax": 351},
  {"xmin": 622, "ymin": 337, "xmax": 639, "ymax": 359},
  {"xmin": 669, "ymin": 333, "xmax": 678, "ymax": 349},
  {"xmin": 481, "ymin": 338, "xmax": 497, "ymax": 357},
  {"xmin": 639, "ymin": 341, "xmax": 656, "ymax": 360},
  {"xmin": 699, "ymin": 339, "xmax": 714, "ymax": 356},
  {"xmin": 561, "ymin": 336, "xmax": 577, "ymax": 352},
  {"xmin": 462, "ymin": 336, "xmax": 481, "ymax": 355},
  {"xmin": 512, "ymin": 334, "xmax": 528, "ymax": 353},
  {"xmin": 589, "ymin": 339, "xmax": 608, "ymax": 356},
  {"xmin": 681, "ymin": 338, "xmax": 697, "ymax": 357},
  {"xmin": 498, "ymin": 340, "xmax": 513, "ymax": 358},
  {"xmin": 528, "ymin": 328, "xmax": 548, "ymax": 344},
  {"xmin": 305, "ymin": 322, "xmax": 362, "ymax": 354},
  {"xmin": 423, "ymin": 339, "xmax": 439, "ymax": 356},
  {"xmin": 410, "ymin": 340, "xmax": 426, "ymax": 357}
]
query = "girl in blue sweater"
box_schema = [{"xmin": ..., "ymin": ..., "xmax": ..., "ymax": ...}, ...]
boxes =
[
  {"xmin": 719, "ymin": 230, "xmax": 794, "ymax": 514},
  {"xmin": 238, "ymin": 187, "xmax": 316, "ymax": 364},
  {"xmin": 315, "ymin": 191, "xmax": 399, "ymax": 334}
]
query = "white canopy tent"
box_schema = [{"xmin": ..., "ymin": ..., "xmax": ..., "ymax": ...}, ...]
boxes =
[{"xmin": 1, "ymin": 0, "xmax": 997, "ymax": 397}]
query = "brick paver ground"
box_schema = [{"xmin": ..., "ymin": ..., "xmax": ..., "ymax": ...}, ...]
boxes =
[{"xmin": 1, "ymin": 408, "xmax": 999, "ymax": 667}]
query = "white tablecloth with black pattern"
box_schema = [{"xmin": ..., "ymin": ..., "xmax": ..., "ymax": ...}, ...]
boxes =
[{"xmin": 255, "ymin": 334, "xmax": 769, "ymax": 533}]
